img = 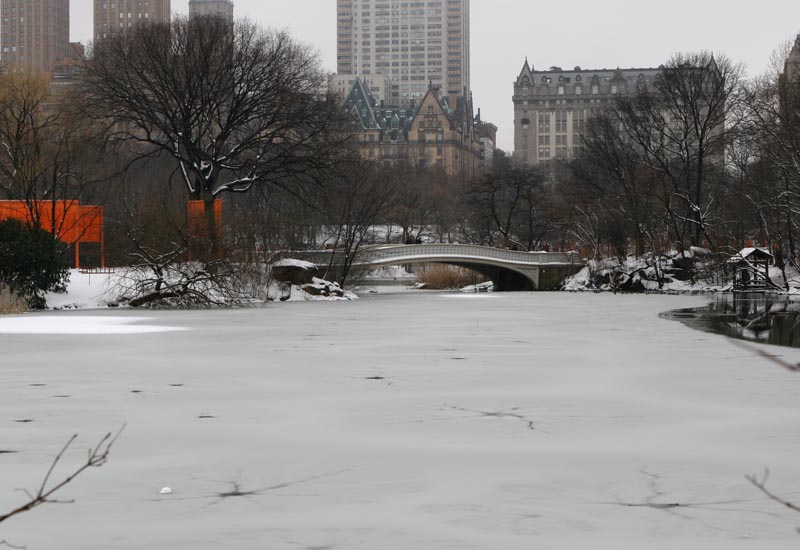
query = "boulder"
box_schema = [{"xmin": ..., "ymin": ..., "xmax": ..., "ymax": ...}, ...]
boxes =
[
  {"xmin": 272, "ymin": 259, "xmax": 318, "ymax": 286},
  {"xmin": 302, "ymin": 278, "xmax": 345, "ymax": 298}
]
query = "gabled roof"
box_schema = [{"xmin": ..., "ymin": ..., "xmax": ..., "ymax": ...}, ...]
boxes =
[
  {"xmin": 516, "ymin": 58, "xmax": 533, "ymax": 85},
  {"xmin": 728, "ymin": 247, "xmax": 774, "ymax": 263},
  {"xmin": 344, "ymin": 78, "xmax": 380, "ymax": 130}
]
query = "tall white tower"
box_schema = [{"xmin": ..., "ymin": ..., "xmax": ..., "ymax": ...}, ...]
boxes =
[{"xmin": 336, "ymin": 0, "xmax": 470, "ymax": 106}]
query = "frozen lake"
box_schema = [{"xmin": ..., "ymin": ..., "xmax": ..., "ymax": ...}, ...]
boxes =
[{"xmin": 2, "ymin": 292, "xmax": 800, "ymax": 549}]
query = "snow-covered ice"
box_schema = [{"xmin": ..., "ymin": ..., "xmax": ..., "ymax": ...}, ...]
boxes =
[
  {"xmin": 0, "ymin": 315, "xmax": 188, "ymax": 335},
  {"xmin": 1, "ymin": 293, "xmax": 800, "ymax": 549}
]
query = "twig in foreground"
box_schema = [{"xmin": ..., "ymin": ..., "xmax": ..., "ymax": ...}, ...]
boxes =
[
  {"xmin": 0, "ymin": 426, "xmax": 125, "ymax": 525},
  {"xmin": 729, "ymin": 339, "xmax": 800, "ymax": 373},
  {"xmin": 747, "ymin": 469, "xmax": 800, "ymax": 515}
]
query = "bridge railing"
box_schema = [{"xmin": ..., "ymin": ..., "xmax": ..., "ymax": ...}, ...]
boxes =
[
  {"xmin": 280, "ymin": 244, "xmax": 581, "ymax": 267},
  {"xmin": 359, "ymin": 244, "xmax": 579, "ymax": 265}
]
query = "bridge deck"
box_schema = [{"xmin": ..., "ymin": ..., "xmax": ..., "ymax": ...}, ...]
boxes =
[
  {"xmin": 290, "ymin": 244, "xmax": 580, "ymax": 267},
  {"xmin": 360, "ymin": 244, "xmax": 579, "ymax": 266}
]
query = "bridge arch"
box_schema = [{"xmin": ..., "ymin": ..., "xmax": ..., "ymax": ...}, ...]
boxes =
[
  {"xmin": 366, "ymin": 256, "xmax": 538, "ymax": 291},
  {"xmin": 290, "ymin": 244, "xmax": 583, "ymax": 292}
]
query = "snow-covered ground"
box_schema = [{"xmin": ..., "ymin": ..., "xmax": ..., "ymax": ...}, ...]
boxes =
[
  {"xmin": 44, "ymin": 270, "xmax": 122, "ymax": 310},
  {"xmin": 43, "ymin": 269, "xmax": 357, "ymax": 309},
  {"xmin": 2, "ymin": 293, "xmax": 800, "ymax": 549}
]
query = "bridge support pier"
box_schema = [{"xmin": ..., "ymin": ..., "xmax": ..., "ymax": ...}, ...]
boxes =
[{"xmin": 459, "ymin": 264, "xmax": 582, "ymax": 291}]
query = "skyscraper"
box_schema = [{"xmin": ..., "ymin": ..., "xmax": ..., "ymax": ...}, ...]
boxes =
[
  {"xmin": 93, "ymin": 0, "xmax": 171, "ymax": 42},
  {"xmin": 336, "ymin": 0, "xmax": 470, "ymax": 106},
  {"xmin": 189, "ymin": 0, "xmax": 233, "ymax": 22},
  {"xmin": 0, "ymin": 0, "xmax": 70, "ymax": 74}
]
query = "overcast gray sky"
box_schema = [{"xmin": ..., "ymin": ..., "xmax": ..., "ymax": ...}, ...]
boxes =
[{"xmin": 71, "ymin": 0, "xmax": 800, "ymax": 152}]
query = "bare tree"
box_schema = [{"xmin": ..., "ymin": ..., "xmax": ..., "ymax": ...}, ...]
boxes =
[
  {"xmin": 320, "ymin": 161, "xmax": 397, "ymax": 286},
  {"xmin": 612, "ymin": 52, "xmax": 744, "ymax": 250},
  {"xmin": 0, "ymin": 74, "xmax": 108, "ymax": 253},
  {"xmin": 468, "ymin": 162, "xmax": 555, "ymax": 251},
  {"xmin": 82, "ymin": 16, "xmax": 349, "ymax": 257},
  {"xmin": 745, "ymin": 40, "xmax": 800, "ymax": 265},
  {"xmin": 569, "ymin": 112, "xmax": 660, "ymax": 257},
  {"xmin": 389, "ymin": 162, "xmax": 441, "ymax": 244}
]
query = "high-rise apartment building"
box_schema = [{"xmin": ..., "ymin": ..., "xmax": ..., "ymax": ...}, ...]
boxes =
[
  {"xmin": 189, "ymin": 0, "xmax": 233, "ymax": 22},
  {"xmin": 336, "ymin": 0, "xmax": 470, "ymax": 106},
  {"xmin": 93, "ymin": 0, "xmax": 171, "ymax": 42},
  {"xmin": 513, "ymin": 60, "xmax": 662, "ymax": 165},
  {"xmin": 0, "ymin": 0, "xmax": 70, "ymax": 74}
]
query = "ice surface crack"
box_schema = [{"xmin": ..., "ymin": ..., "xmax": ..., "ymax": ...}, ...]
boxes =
[{"xmin": 447, "ymin": 405, "xmax": 537, "ymax": 431}]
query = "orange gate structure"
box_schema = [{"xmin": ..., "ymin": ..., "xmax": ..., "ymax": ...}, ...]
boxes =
[{"xmin": 0, "ymin": 200, "xmax": 104, "ymax": 268}]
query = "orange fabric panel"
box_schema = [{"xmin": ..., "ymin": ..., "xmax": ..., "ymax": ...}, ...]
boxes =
[
  {"xmin": 187, "ymin": 200, "xmax": 223, "ymax": 239},
  {"xmin": 41, "ymin": 201, "xmax": 78, "ymax": 241},
  {"xmin": 71, "ymin": 206, "xmax": 103, "ymax": 243},
  {"xmin": 0, "ymin": 201, "xmax": 29, "ymax": 222},
  {"xmin": 0, "ymin": 200, "xmax": 103, "ymax": 244}
]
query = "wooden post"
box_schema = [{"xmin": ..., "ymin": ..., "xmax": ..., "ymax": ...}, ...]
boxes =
[{"xmin": 100, "ymin": 211, "xmax": 105, "ymax": 269}]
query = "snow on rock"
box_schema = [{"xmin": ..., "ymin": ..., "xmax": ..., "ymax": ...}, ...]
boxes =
[
  {"xmin": 562, "ymin": 258, "xmax": 724, "ymax": 293},
  {"xmin": 267, "ymin": 276, "xmax": 358, "ymax": 302},
  {"xmin": 272, "ymin": 258, "xmax": 317, "ymax": 270},
  {"xmin": 272, "ymin": 258, "xmax": 319, "ymax": 286},
  {"xmin": 461, "ymin": 281, "xmax": 494, "ymax": 293}
]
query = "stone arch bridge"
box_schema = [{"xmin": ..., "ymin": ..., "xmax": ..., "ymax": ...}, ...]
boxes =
[{"xmin": 289, "ymin": 244, "xmax": 584, "ymax": 291}]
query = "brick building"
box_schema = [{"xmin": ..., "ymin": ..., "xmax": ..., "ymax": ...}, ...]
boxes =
[
  {"xmin": 1, "ymin": 0, "xmax": 70, "ymax": 74},
  {"xmin": 94, "ymin": 0, "xmax": 171, "ymax": 42}
]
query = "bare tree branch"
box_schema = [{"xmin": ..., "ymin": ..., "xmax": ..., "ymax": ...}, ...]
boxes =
[
  {"xmin": 729, "ymin": 339, "xmax": 800, "ymax": 373},
  {"xmin": 746, "ymin": 469, "xmax": 800, "ymax": 515},
  {"xmin": 0, "ymin": 426, "xmax": 125, "ymax": 525}
]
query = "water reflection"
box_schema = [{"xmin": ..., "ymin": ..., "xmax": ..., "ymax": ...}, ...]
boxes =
[{"xmin": 664, "ymin": 294, "xmax": 800, "ymax": 348}]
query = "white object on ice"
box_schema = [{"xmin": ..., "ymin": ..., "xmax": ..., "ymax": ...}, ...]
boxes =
[{"xmin": 159, "ymin": 487, "xmax": 173, "ymax": 495}]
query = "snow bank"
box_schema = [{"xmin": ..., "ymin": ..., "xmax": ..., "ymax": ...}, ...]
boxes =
[
  {"xmin": 0, "ymin": 315, "xmax": 188, "ymax": 335},
  {"xmin": 45, "ymin": 268, "xmax": 360, "ymax": 310},
  {"xmin": 563, "ymin": 258, "xmax": 722, "ymax": 293},
  {"xmin": 44, "ymin": 270, "xmax": 123, "ymax": 310}
]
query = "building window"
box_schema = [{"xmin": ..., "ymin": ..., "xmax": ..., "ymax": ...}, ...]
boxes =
[
  {"xmin": 555, "ymin": 111, "xmax": 567, "ymax": 133},
  {"xmin": 537, "ymin": 112, "xmax": 550, "ymax": 133}
]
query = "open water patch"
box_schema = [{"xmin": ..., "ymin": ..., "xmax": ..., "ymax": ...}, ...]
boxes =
[{"xmin": 662, "ymin": 294, "xmax": 800, "ymax": 348}]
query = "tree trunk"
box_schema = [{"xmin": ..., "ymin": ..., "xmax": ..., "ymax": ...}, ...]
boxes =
[{"xmin": 202, "ymin": 193, "xmax": 220, "ymax": 260}]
